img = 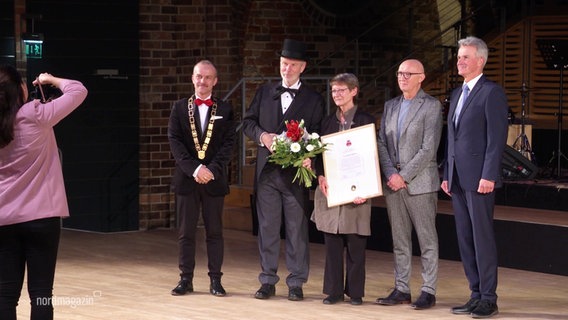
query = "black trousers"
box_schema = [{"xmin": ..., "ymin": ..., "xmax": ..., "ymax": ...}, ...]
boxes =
[
  {"xmin": 450, "ymin": 170, "xmax": 498, "ymax": 302},
  {"xmin": 0, "ymin": 217, "xmax": 61, "ymax": 320},
  {"xmin": 323, "ymin": 232, "xmax": 367, "ymax": 298},
  {"xmin": 176, "ymin": 186, "xmax": 225, "ymax": 280}
]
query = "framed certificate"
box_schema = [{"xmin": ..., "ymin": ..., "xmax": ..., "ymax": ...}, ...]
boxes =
[{"xmin": 320, "ymin": 123, "xmax": 383, "ymax": 207}]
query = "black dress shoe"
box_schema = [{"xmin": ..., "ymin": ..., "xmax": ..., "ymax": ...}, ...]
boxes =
[
  {"xmin": 254, "ymin": 284, "xmax": 275, "ymax": 299},
  {"xmin": 350, "ymin": 297, "xmax": 363, "ymax": 305},
  {"xmin": 288, "ymin": 287, "xmax": 303, "ymax": 301},
  {"xmin": 471, "ymin": 300, "xmax": 499, "ymax": 318},
  {"xmin": 171, "ymin": 279, "xmax": 193, "ymax": 296},
  {"xmin": 411, "ymin": 291, "xmax": 436, "ymax": 310},
  {"xmin": 376, "ymin": 289, "xmax": 411, "ymax": 305},
  {"xmin": 322, "ymin": 294, "xmax": 344, "ymax": 304},
  {"xmin": 210, "ymin": 279, "xmax": 226, "ymax": 297},
  {"xmin": 451, "ymin": 298, "xmax": 480, "ymax": 314}
]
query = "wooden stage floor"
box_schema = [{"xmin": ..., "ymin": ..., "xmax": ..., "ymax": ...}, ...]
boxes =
[{"xmin": 16, "ymin": 227, "xmax": 568, "ymax": 320}]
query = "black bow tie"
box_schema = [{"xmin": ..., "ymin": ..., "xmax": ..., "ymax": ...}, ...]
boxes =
[{"xmin": 273, "ymin": 86, "xmax": 299, "ymax": 99}]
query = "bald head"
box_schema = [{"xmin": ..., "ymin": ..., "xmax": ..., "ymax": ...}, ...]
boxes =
[
  {"xmin": 401, "ymin": 59, "xmax": 424, "ymax": 73},
  {"xmin": 396, "ymin": 59, "xmax": 425, "ymax": 99}
]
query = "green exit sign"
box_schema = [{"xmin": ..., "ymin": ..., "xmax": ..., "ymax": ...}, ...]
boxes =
[
  {"xmin": 24, "ymin": 40, "xmax": 43, "ymax": 59},
  {"xmin": 22, "ymin": 34, "xmax": 44, "ymax": 59}
]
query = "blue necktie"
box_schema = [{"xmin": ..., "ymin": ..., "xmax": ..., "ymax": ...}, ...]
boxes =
[{"xmin": 454, "ymin": 84, "xmax": 470, "ymax": 125}]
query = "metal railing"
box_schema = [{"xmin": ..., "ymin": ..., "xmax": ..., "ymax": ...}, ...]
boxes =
[{"xmin": 224, "ymin": 0, "xmax": 535, "ymax": 185}]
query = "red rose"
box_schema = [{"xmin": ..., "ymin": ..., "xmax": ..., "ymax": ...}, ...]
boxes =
[{"xmin": 286, "ymin": 120, "xmax": 304, "ymax": 142}]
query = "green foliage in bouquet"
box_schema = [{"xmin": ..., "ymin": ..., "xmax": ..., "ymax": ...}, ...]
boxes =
[{"xmin": 268, "ymin": 119, "xmax": 327, "ymax": 188}]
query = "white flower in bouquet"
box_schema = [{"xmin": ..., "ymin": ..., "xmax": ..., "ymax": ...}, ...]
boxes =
[{"xmin": 268, "ymin": 119, "xmax": 327, "ymax": 188}]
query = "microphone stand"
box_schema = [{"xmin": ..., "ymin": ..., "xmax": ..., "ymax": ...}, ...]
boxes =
[
  {"xmin": 512, "ymin": 82, "xmax": 536, "ymax": 163},
  {"xmin": 537, "ymin": 39, "xmax": 568, "ymax": 178}
]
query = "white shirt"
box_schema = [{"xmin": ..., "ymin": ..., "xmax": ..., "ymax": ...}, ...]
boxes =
[
  {"xmin": 195, "ymin": 95, "xmax": 212, "ymax": 132},
  {"xmin": 281, "ymin": 81, "xmax": 301, "ymax": 114},
  {"xmin": 193, "ymin": 95, "xmax": 214, "ymax": 179}
]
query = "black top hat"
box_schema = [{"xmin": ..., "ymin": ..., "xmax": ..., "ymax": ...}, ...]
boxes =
[{"xmin": 279, "ymin": 39, "xmax": 309, "ymax": 61}]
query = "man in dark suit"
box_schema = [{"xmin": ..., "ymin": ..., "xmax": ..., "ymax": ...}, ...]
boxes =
[
  {"xmin": 441, "ymin": 36, "xmax": 509, "ymax": 318},
  {"xmin": 242, "ymin": 39, "xmax": 325, "ymax": 301},
  {"xmin": 377, "ymin": 59, "xmax": 442, "ymax": 310},
  {"xmin": 168, "ymin": 60, "xmax": 236, "ymax": 297}
]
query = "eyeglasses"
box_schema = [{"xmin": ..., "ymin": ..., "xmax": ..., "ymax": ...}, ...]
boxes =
[
  {"xmin": 395, "ymin": 72, "xmax": 423, "ymax": 79},
  {"xmin": 331, "ymin": 88, "xmax": 350, "ymax": 95}
]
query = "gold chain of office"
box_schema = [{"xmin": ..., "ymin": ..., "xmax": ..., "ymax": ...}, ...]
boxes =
[{"xmin": 187, "ymin": 96, "xmax": 217, "ymax": 160}]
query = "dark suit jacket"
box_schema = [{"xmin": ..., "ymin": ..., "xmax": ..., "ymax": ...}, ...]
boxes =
[
  {"xmin": 443, "ymin": 75, "xmax": 509, "ymax": 191},
  {"xmin": 242, "ymin": 81, "xmax": 325, "ymax": 186},
  {"xmin": 314, "ymin": 108, "xmax": 376, "ymax": 177},
  {"xmin": 168, "ymin": 96, "xmax": 236, "ymax": 196}
]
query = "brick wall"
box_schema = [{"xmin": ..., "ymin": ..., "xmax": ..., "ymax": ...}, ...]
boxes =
[
  {"xmin": 139, "ymin": 0, "xmax": 249, "ymax": 229},
  {"xmin": 14, "ymin": 0, "xmax": 25, "ymax": 71},
  {"xmin": 138, "ymin": 0, "xmax": 444, "ymax": 230}
]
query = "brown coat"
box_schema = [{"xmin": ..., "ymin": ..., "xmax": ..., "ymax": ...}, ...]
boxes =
[
  {"xmin": 311, "ymin": 186, "xmax": 371, "ymax": 235},
  {"xmin": 310, "ymin": 107, "xmax": 375, "ymax": 236}
]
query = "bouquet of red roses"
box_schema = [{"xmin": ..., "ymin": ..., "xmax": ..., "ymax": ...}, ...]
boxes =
[{"xmin": 268, "ymin": 119, "xmax": 326, "ymax": 188}]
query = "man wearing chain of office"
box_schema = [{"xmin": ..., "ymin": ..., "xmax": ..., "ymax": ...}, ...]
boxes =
[{"xmin": 168, "ymin": 59, "xmax": 236, "ymax": 298}]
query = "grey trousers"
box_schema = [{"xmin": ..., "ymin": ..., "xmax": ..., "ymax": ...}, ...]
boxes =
[
  {"xmin": 384, "ymin": 189, "xmax": 439, "ymax": 295},
  {"xmin": 255, "ymin": 165, "xmax": 309, "ymax": 288}
]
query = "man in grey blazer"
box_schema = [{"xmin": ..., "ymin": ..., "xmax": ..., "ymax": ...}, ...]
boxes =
[
  {"xmin": 242, "ymin": 39, "xmax": 325, "ymax": 301},
  {"xmin": 377, "ymin": 59, "xmax": 443, "ymax": 310}
]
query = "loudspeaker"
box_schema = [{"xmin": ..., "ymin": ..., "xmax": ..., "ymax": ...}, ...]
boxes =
[{"xmin": 502, "ymin": 145, "xmax": 538, "ymax": 180}]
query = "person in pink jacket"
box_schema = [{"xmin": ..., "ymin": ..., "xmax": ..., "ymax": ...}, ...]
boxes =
[{"xmin": 0, "ymin": 64, "xmax": 88, "ymax": 320}]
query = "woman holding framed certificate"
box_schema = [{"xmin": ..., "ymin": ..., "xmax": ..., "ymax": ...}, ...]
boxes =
[{"xmin": 311, "ymin": 73, "xmax": 377, "ymax": 306}]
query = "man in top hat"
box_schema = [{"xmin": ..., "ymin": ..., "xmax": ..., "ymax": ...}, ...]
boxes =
[{"xmin": 242, "ymin": 39, "xmax": 325, "ymax": 301}]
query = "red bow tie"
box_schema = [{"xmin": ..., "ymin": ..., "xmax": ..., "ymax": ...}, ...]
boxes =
[{"xmin": 195, "ymin": 98, "xmax": 213, "ymax": 107}]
